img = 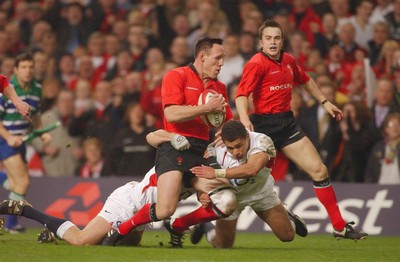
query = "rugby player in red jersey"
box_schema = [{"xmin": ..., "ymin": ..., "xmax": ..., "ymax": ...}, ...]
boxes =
[
  {"xmin": 102, "ymin": 37, "xmax": 237, "ymax": 247},
  {"xmin": 0, "ymin": 74, "xmax": 31, "ymax": 121},
  {"xmin": 235, "ymin": 20, "xmax": 367, "ymax": 240}
]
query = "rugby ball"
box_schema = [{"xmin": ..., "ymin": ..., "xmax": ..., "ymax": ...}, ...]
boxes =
[{"xmin": 198, "ymin": 89, "xmax": 226, "ymax": 128}]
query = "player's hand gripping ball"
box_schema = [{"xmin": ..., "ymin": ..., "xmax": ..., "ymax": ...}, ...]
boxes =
[{"xmin": 198, "ymin": 89, "xmax": 226, "ymax": 128}]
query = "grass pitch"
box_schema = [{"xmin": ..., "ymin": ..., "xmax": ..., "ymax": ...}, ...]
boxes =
[{"xmin": 0, "ymin": 229, "xmax": 399, "ymax": 262}]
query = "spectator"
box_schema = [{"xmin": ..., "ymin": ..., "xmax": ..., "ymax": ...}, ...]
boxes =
[
  {"xmin": 168, "ymin": 36, "xmax": 191, "ymax": 67},
  {"xmin": 373, "ymin": 40, "xmax": 400, "ymax": 80},
  {"xmin": 55, "ymin": 53, "xmax": 77, "ymax": 88},
  {"xmin": 346, "ymin": 0, "xmax": 374, "ymax": 50},
  {"xmin": 123, "ymin": 71, "xmax": 143, "ymax": 105},
  {"xmin": 32, "ymin": 50, "xmax": 49, "ymax": 83},
  {"xmin": 4, "ymin": 21, "xmax": 25, "ymax": 55},
  {"xmin": 105, "ymin": 49, "xmax": 134, "ymax": 81},
  {"xmin": 27, "ymin": 20, "xmax": 51, "ymax": 52},
  {"xmin": 238, "ymin": 31, "xmax": 257, "ymax": 62},
  {"xmin": 32, "ymin": 89, "xmax": 81, "ymax": 177},
  {"xmin": 108, "ymin": 103, "xmax": 156, "ymax": 177},
  {"xmin": 288, "ymin": 0, "xmax": 323, "ymax": 46},
  {"xmin": 104, "ymin": 33, "xmax": 121, "ymax": 71},
  {"xmin": 69, "ymin": 80, "xmax": 122, "ymax": 160},
  {"xmin": 314, "ymin": 12, "xmax": 340, "ymax": 58},
  {"xmin": 336, "ymin": 101, "xmax": 375, "ymax": 182},
  {"xmin": 78, "ymin": 137, "xmax": 105, "ymax": 178},
  {"xmin": 343, "ymin": 62, "xmax": 366, "ymax": 103},
  {"xmin": 384, "ymin": 0, "xmax": 400, "ymax": 41},
  {"xmin": 56, "ymin": 3, "xmax": 92, "ymax": 53},
  {"xmin": 218, "ymin": 34, "xmax": 245, "ymax": 87},
  {"xmin": 370, "ymin": 0, "xmax": 394, "ymax": 25},
  {"xmin": 187, "ymin": 2, "xmax": 229, "ymax": 49},
  {"xmin": 127, "ymin": 24, "xmax": 150, "ymax": 72},
  {"xmin": 368, "ymin": 21, "xmax": 391, "ymax": 67},
  {"xmin": 365, "ymin": 112, "xmax": 400, "ymax": 184},
  {"xmin": 68, "ymin": 55, "xmax": 96, "ymax": 90},
  {"xmin": 369, "ymin": 78, "xmax": 400, "ymax": 143},
  {"xmin": 112, "ymin": 20, "xmax": 129, "ymax": 49},
  {"xmin": 87, "ymin": 0, "xmax": 126, "ymax": 34},
  {"xmin": 41, "ymin": 77, "xmax": 62, "ymax": 113},
  {"xmin": 0, "ymin": 30, "xmax": 11, "ymax": 60},
  {"xmin": 39, "ymin": 31, "xmax": 60, "ymax": 58},
  {"xmin": 19, "ymin": 2, "xmax": 44, "ymax": 46},
  {"xmin": 337, "ymin": 22, "xmax": 367, "ymax": 63},
  {"xmin": 328, "ymin": 0, "xmax": 351, "ymax": 32},
  {"xmin": 0, "ymin": 56, "xmax": 15, "ymax": 78}
]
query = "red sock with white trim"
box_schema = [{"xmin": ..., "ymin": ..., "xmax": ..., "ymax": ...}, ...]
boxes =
[
  {"xmin": 171, "ymin": 206, "xmax": 220, "ymax": 234},
  {"xmin": 313, "ymin": 178, "xmax": 346, "ymax": 230},
  {"xmin": 119, "ymin": 203, "xmax": 157, "ymax": 235}
]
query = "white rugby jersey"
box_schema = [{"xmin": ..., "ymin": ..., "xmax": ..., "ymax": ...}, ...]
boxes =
[
  {"xmin": 214, "ymin": 131, "xmax": 276, "ymax": 200},
  {"xmin": 131, "ymin": 167, "xmax": 195, "ymax": 209}
]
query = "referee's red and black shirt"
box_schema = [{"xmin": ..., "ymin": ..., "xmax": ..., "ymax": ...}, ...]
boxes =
[
  {"xmin": 162, "ymin": 64, "xmax": 233, "ymax": 141},
  {"xmin": 236, "ymin": 51, "xmax": 310, "ymax": 114}
]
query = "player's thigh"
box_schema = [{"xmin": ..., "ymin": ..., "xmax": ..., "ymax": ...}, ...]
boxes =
[
  {"xmin": 281, "ymin": 136, "xmax": 327, "ymax": 179},
  {"xmin": 156, "ymin": 170, "xmax": 183, "ymax": 217},
  {"xmin": 255, "ymin": 204, "xmax": 294, "ymax": 242},
  {"xmin": 191, "ymin": 177, "xmax": 231, "ymax": 194},
  {"xmin": 66, "ymin": 216, "xmax": 111, "ymax": 245},
  {"xmin": 214, "ymin": 219, "xmax": 238, "ymax": 248}
]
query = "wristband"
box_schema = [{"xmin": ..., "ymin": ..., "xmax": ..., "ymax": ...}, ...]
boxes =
[
  {"xmin": 215, "ymin": 169, "xmax": 227, "ymax": 178},
  {"xmin": 321, "ymin": 98, "xmax": 328, "ymax": 105}
]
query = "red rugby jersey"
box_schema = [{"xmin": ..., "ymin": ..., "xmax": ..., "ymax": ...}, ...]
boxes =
[
  {"xmin": 0, "ymin": 74, "xmax": 10, "ymax": 93},
  {"xmin": 162, "ymin": 64, "xmax": 233, "ymax": 141},
  {"xmin": 235, "ymin": 52, "xmax": 310, "ymax": 114}
]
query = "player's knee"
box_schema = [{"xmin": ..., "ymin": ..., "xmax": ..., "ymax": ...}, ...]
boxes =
[
  {"xmin": 155, "ymin": 204, "xmax": 177, "ymax": 220},
  {"xmin": 277, "ymin": 229, "xmax": 295, "ymax": 242},
  {"xmin": 209, "ymin": 187, "xmax": 237, "ymax": 217},
  {"xmin": 308, "ymin": 162, "xmax": 328, "ymax": 181}
]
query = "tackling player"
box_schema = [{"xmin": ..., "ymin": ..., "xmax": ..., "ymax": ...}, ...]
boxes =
[
  {"xmin": 0, "ymin": 134, "xmax": 222, "ymax": 246},
  {"xmin": 235, "ymin": 20, "xmax": 367, "ymax": 240},
  {"xmin": 141, "ymin": 121, "xmax": 307, "ymax": 248}
]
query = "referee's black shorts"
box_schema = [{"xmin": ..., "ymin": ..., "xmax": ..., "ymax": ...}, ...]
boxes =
[
  {"xmin": 155, "ymin": 137, "xmax": 221, "ymax": 187},
  {"xmin": 250, "ymin": 111, "xmax": 305, "ymax": 150}
]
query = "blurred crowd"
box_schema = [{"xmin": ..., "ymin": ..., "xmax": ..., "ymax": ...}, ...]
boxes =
[{"xmin": 0, "ymin": 0, "xmax": 399, "ymax": 184}]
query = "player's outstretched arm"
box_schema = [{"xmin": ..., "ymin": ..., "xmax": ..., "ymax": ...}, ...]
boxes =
[
  {"xmin": 235, "ymin": 96, "xmax": 253, "ymax": 131},
  {"xmin": 191, "ymin": 152, "xmax": 269, "ymax": 179},
  {"xmin": 301, "ymin": 78, "xmax": 343, "ymax": 121},
  {"xmin": 146, "ymin": 129, "xmax": 191, "ymax": 151}
]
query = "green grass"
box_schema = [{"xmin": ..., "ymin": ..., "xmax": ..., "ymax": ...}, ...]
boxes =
[{"xmin": 0, "ymin": 229, "xmax": 399, "ymax": 262}]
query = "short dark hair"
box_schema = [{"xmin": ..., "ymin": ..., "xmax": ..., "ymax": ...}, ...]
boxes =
[
  {"xmin": 15, "ymin": 53, "xmax": 34, "ymax": 68},
  {"xmin": 258, "ymin": 20, "xmax": 284, "ymax": 40},
  {"xmin": 221, "ymin": 120, "xmax": 247, "ymax": 142},
  {"xmin": 194, "ymin": 36, "xmax": 223, "ymax": 58}
]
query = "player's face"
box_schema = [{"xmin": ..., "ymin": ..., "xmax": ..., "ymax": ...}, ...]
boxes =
[
  {"xmin": 224, "ymin": 136, "xmax": 249, "ymax": 160},
  {"xmin": 259, "ymin": 27, "xmax": 284, "ymax": 60},
  {"xmin": 202, "ymin": 44, "xmax": 225, "ymax": 79},
  {"xmin": 14, "ymin": 60, "xmax": 34, "ymax": 84}
]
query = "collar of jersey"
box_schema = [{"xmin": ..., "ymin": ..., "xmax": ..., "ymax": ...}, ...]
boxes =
[{"xmin": 259, "ymin": 50, "xmax": 284, "ymax": 64}]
